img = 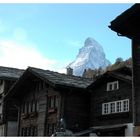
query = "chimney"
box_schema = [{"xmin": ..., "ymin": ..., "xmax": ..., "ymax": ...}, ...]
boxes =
[{"xmin": 66, "ymin": 67, "xmax": 73, "ymax": 76}]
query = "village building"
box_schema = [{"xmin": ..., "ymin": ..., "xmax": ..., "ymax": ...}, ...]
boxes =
[
  {"xmin": 88, "ymin": 66, "xmax": 133, "ymax": 136},
  {"xmin": 4, "ymin": 67, "xmax": 93, "ymax": 136},
  {"xmin": 0, "ymin": 66, "xmax": 24, "ymax": 136},
  {"xmin": 109, "ymin": 3, "xmax": 140, "ymax": 136},
  {"xmin": 2, "ymin": 4, "xmax": 140, "ymax": 137}
]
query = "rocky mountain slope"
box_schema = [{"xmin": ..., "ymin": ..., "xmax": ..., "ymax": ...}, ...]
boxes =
[{"xmin": 67, "ymin": 37, "xmax": 111, "ymax": 76}]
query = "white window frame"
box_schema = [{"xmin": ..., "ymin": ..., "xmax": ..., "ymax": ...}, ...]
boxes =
[
  {"xmin": 107, "ymin": 81, "xmax": 119, "ymax": 91},
  {"xmin": 102, "ymin": 99, "xmax": 129, "ymax": 115},
  {"xmin": 110, "ymin": 102, "xmax": 116, "ymax": 113},
  {"xmin": 102, "ymin": 103, "xmax": 110, "ymax": 115},
  {"xmin": 116, "ymin": 101, "xmax": 122, "ymax": 113},
  {"xmin": 123, "ymin": 99, "xmax": 129, "ymax": 112}
]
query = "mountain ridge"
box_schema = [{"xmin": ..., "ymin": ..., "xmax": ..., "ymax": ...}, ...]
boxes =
[{"xmin": 67, "ymin": 37, "xmax": 111, "ymax": 76}]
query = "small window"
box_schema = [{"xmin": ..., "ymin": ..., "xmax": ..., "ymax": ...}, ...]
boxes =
[
  {"xmin": 34, "ymin": 126, "xmax": 38, "ymax": 136},
  {"xmin": 21, "ymin": 126, "xmax": 37, "ymax": 136},
  {"xmin": 107, "ymin": 81, "xmax": 119, "ymax": 91},
  {"xmin": 28, "ymin": 102, "xmax": 31, "ymax": 113},
  {"xmin": 24, "ymin": 102, "xmax": 29, "ymax": 114},
  {"xmin": 47, "ymin": 123, "xmax": 56, "ymax": 136},
  {"xmin": 114, "ymin": 82, "xmax": 118, "ymax": 90},
  {"xmin": 32, "ymin": 101, "xmax": 36, "ymax": 112},
  {"xmin": 47, "ymin": 95, "xmax": 58, "ymax": 109},
  {"xmin": 22, "ymin": 103, "xmax": 25, "ymax": 113}
]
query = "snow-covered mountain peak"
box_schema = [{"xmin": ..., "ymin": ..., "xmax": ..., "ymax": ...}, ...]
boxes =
[
  {"xmin": 84, "ymin": 37, "xmax": 103, "ymax": 51},
  {"xmin": 84, "ymin": 37, "xmax": 95, "ymax": 46},
  {"xmin": 67, "ymin": 37, "xmax": 111, "ymax": 76}
]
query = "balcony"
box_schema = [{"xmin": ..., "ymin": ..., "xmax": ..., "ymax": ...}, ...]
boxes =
[
  {"xmin": 21, "ymin": 113, "xmax": 29, "ymax": 120},
  {"xmin": 48, "ymin": 108, "xmax": 57, "ymax": 114},
  {"xmin": 30, "ymin": 112, "xmax": 38, "ymax": 118}
]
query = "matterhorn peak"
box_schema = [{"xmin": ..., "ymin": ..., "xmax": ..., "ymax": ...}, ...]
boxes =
[
  {"xmin": 84, "ymin": 37, "xmax": 96, "ymax": 46},
  {"xmin": 67, "ymin": 37, "xmax": 111, "ymax": 76}
]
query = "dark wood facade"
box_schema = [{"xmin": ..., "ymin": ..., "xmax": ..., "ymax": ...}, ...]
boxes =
[
  {"xmin": 64, "ymin": 89, "xmax": 90, "ymax": 132},
  {"xmin": 109, "ymin": 3, "xmax": 140, "ymax": 136},
  {"xmin": 0, "ymin": 66, "xmax": 24, "ymax": 136},
  {"xmin": 5, "ymin": 67, "xmax": 92, "ymax": 136},
  {"xmin": 88, "ymin": 67, "xmax": 132, "ymax": 136}
]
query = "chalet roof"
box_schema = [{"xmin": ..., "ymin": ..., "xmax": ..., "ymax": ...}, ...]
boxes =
[
  {"xmin": 87, "ymin": 66, "xmax": 132, "ymax": 89},
  {"xmin": 0, "ymin": 66, "xmax": 24, "ymax": 80},
  {"xmin": 28, "ymin": 67, "xmax": 93, "ymax": 89},
  {"xmin": 5, "ymin": 67, "xmax": 93, "ymax": 100},
  {"xmin": 109, "ymin": 4, "xmax": 140, "ymax": 39}
]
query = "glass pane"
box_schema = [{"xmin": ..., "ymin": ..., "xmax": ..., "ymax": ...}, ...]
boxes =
[
  {"xmin": 114, "ymin": 83, "xmax": 118, "ymax": 90},
  {"xmin": 117, "ymin": 101, "xmax": 122, "ymax": 112},
  {"xmin": 109, "ymin": 84, "xmax": 112, "ymax": 91},
  {"xmin": 110, "ymin": 102, "xmax": 115, "ymax": 113},
  {"xmin": 123, "ymin": 100, "xmax": 129, "ymax": 111}
]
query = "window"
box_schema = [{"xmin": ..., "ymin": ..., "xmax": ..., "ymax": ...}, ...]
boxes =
[
  {"xmin": 22, "ymin": 100, "xmax": 38, "ymax": 114},
  {"xmin": 32, "ymin": 101, "xmax": 36, "ymax": 112},
  {"xmin": 47, "ymin": 95, "xmax": 59, "ymax": 109},
  {"xmin": 102, "ymin": 103, "xmax": 109, "ymax": 114},
  {"xmin": 22, "ymin": 102, "xmax": 28, "ymax": 114},
  {"xmin": 116, "ymin": 101, "xmax": 122, "ymax": 112},
  {"xmin": 114, "ymin": 82, "xmax": 118, "ymax": 90},
  {"xmin": 110, "ymin": 102, "xmax": 116, "ymax": 113},
  {"xmin": 107, "ymin": 81, "xmax": 119, "ymax": 91},
  {"xmin": 21, "ymin": 126, "xmax": 38, "ymax": 136},
  {"xmin": 123, "ymin": 99, "xmax": 129, "ymax": 112},
  {"xmin": 102, "ymin": 99, "xmax": 129, "ymax": 115},
  {"xmin": 47, "ymin": 123, "xmax": 56, "ymax": 136},
  {"xmin": 28, "ymin": 102, "xmax": 31, "ymax": 113},
  {"xmin": 25, "ymin": 102, "xmax": 29, "ymax": 113}
]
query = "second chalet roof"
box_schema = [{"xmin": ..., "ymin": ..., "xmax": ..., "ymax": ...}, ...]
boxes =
[
  {"xmin": 28, "ymin": 67, "xmax": 93, "ymax": 89},
  {"xmin": 0, "ymin": 66, "xmax": 24, "ymax": 80},
  {"xmin": 87, "ymin": 65, "xmax": 132, "ymax": 89}
]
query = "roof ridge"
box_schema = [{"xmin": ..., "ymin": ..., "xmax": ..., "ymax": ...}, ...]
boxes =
[
  {"xmin": 28, "ymin": 66, "xmax": 93, "ymax": 81},
  {"xmin": 0, "ymin": 66, "xmax": 25, "ymax": 71}
]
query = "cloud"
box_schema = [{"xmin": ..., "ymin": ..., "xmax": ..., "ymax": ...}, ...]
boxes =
[
  {"xmin": 0, "ymin": 24, "xmax": 67, "ymax": 73},
  {"xmin": 0, "ymin": 40, "xmax": 56, "ymax": 70},
  {"xmin": 0, "ymin": 20, "xmax": 6, "ymax": 33},
  {"xmin": 13, "ymin": 27, "xmax": 28, "ymax": 41}
]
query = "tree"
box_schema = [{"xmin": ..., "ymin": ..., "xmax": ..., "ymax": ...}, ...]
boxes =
[{"xmin": 115, "ymin": 57, "xmax": 123, "ymax": 64}]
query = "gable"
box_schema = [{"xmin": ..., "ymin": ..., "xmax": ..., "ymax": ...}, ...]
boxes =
[{"xmin": 88, "ymin": 71, "xmax": 131, "ymax": 91}]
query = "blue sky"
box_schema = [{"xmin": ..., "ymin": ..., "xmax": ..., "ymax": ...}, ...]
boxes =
[{"xmin": 0, "ymin": 3, "xmax": 133, "ymax": 73}]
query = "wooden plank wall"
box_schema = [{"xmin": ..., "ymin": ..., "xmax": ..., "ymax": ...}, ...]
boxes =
[
  {"xmin": 132, "ymin": 38, "xmax": 140, "ymax": 126},
  {"xmin": 64, "ymin": 89, "xmax": 90, "ymax": 132},
  {"xmin": 37, "ymin": 90, "xmax": 47, "ymax": 136},
  {"xmin": 90, "ymin": 79, "xmax": 132, "ymax": 127}
]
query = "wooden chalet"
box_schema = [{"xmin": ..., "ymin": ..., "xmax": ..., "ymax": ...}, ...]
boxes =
[
  {"xmin": 88, "ymin": 66, "xmax": 133, "ymax": 136},
  {"xmin": 0, "ymin": 66, "xmax": 24, "ymax": 136},
  {"xmin": 109, "ymin": 3, "xmax": 140, "ymax": 136},
  {"xmin": 5, "ymin": 67, "xmax": 93, "ymax": 136}
]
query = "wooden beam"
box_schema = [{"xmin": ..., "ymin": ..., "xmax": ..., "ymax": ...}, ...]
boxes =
[{"xmin": 132, "ymin": 37, "xmax": 140, "ymax": 126}]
